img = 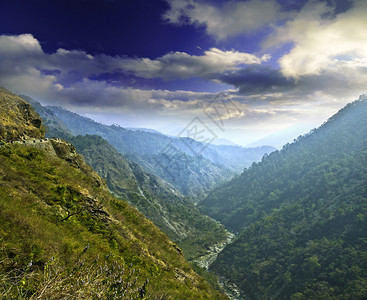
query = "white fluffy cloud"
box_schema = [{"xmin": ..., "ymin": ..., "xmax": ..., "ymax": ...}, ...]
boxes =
[
  {"xmin": 120, "ymin": 48, "xmax": 270, "ymax": 79},
  {"xmin": 0, "ymin": 30, "xmax": 364, "ymax": 146},
  {"xmin": 265, "ymin": 0, "xmax": 367, "ymax": 79},
  {"xmin": 0, "ymin": 33, "xmax": 268, "ymax": 84},
  {"xmin": 0, "ymin": 33, "xmax": 42, "ymax": 57},
  {"xmin": 164, "ymin": 0, "xmax": 285, "ymax": 40}
]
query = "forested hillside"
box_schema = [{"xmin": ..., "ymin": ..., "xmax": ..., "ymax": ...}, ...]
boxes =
[
  {"xmin": 199, "ymin": 96, "xmax": 367, "ymax": 232},
  {"xmin": 126, "ymin": 151, "xmax": 234, "ymax": 199},
  {"xmin": 201, "ymin": 96, "xmax": 367, "ymax": 299},
  {"xmin": 0, "ymin": 87, "xmax": 227, "ymax": 299}
]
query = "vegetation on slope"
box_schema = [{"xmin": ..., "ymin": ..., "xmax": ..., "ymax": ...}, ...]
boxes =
[
  {"xmin": 0, "ymin": 88, "xmax": 228, "ymax": 299},
  {"xmin": 199, "ymin": 96, "xmax": 367, "ymax": 232},
  {"xmin": 202, "ymin": 96, "xmax": 367, "ymax": 299},
  {"xmin": 24, "ymin": 96, "xmax": 229, "ymax": 262},
  {"xmin": 0, "ymin": 88, "xmax": 45, "ymax": 142},
  {"xmin": 127, "ymin": 151, "xmax": 234, "ymax": 200},
  {"xmin": 21, "ymin": 95, "xmax": 73, "ymax": 140},
  {"xmin": 68, "ymin": 134, "xmax": 228, "ymax": 261},
  {"xmin": 46, "ymin": 105, "xmax": 273, "ymax": 199}
]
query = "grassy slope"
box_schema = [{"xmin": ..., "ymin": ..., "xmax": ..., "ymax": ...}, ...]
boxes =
[
  {"xmin": 0, "ymin": 88, "xmax": 227, "ymax": 299},
  {"xmin": 0, "ymin": 142, "xmax": 227, "ymax": 299},
  {"xmin": 0, "ymin": 88, "xmax": 45, "ymax": 142},
  {"xmin": 68, "ymin": 135, "xmax": 228, "ymax": 261},
  {"xmin": 24, "ymin": 96, "xmax": 229, "ymax": 262}
]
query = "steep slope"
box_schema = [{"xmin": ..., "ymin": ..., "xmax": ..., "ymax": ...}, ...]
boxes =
[
  {"xmin": 199, "ymin": 96, "xmax": 367, "ymax": 232},
  {"xmin": 26, "ymin": 97, "xmax": 229, "ymax": 261},
  {"xmin": 21, "ymin": 95, "xmax": 73, "ymax": 140},
  {"xmin": 0, "ymin": 88, "xmax": 227, "ymax": 299},
  {"xmin": 68, "ymin": 134, "xmax": 229, "ymax": 261},
  {"xmin": 201, "ymin": 96, "xmax": 367, "ymax": 299},
  {"xmin": 126, "ymin": 151, "xmax": 234, "ymax": 199}
]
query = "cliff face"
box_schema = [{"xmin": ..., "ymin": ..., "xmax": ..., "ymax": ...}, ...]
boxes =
[{"xmin": 0, "ymin": 87, "xmax": 44, "ymax": 142}]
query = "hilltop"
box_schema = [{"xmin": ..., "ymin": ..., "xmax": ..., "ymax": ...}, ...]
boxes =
[{"xmin": 0, "ymin": 87, "xmax": 45, "ymax": 142}]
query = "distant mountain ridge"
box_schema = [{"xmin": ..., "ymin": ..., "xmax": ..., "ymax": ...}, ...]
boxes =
[
  {"xmin": 47, "ymin": 105, "xmax": 274, "ymax": 170},
  {"xmin": 126, "ymin": 127, "xmax": 164, "ymax": 134},
  {"xmin": 45, "ymin": 105, "xmax": 274, "ymax": 199}
]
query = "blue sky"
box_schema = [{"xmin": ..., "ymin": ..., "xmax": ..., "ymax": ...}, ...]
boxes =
[{"xmin": 0, "ymin": 0, "xmax": 366, "ymax": 147}]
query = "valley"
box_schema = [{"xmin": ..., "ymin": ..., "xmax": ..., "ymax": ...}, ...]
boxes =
[
  {"xmin": 1, "ymin": 87, "xmax": 367, "ymax": 299},
  {"xmin": 0, "ymin": 87, "xmax": 230, "ymax": 299},
  {"xmin": 2, "ymin": 1, "xmax": 367, "ymax": 299},
  {"xmin": 194, "ymin": 223, "xmax": 235, "ymax": 270}
]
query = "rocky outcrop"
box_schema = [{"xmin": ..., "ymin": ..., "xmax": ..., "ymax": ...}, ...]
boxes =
[{"xmin": 0, "ymin": 87, "xmax": 44, "ymax": 142}]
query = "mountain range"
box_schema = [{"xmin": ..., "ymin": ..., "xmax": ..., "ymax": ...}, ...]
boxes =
[
  {"xmin": 42, "ymin": 104, "xmax": 274, "ymax": 200},
  {"xmin": 24, "ymin": 95, "xmax": 230, "ymax": 262}
]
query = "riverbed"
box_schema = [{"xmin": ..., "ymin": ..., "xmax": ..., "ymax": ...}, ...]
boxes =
[
  {"xmin": 194, "ymin": 229, "xmax": 245, "ymax": 299},
  {"xmin": 194, "ymin": 231, "xmax": 235, "ymax": 270}
]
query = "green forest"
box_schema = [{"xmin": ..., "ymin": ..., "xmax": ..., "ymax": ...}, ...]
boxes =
[{"xmin": 201, "ymin": 97, "xmax": 367, "ymax": 299}]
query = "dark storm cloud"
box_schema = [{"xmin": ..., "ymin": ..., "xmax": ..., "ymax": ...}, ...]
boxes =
[{"xmin": 216, "ymin": 65, "xmax": 296, "ymax": 94}]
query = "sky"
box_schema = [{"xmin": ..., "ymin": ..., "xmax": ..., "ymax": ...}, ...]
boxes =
[{"xmin": 0, "ymin": 0, "xmax": 366, "ymax": 147}]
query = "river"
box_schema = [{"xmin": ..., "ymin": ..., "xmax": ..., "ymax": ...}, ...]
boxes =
[{"xmin": 194, "ymin": 229, "xmax": 245, "ymax": 300}]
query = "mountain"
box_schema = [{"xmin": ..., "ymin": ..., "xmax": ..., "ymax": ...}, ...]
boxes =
[
  {"xmin": 45, "ymin": 105, "xmax": 274, "ymax": 200},
  {"xmin": 248, "ymin": 123, "xmax": 315, "ymax": 149},
  {"xmin": 200, "ymin": 95, "xmax": 367, "ymax": 299},
  {"xmin": 126, "ymin": 127, "xmax": 164, "ymax": 134},
  {"xmin": 26, "ymin": 96, "xmax": 229, "ymax": 262},
  {"xmin": 44, "ymin": 105, "xmax": 237, "ymax": 199},
  {"xmin": 125, "ymin": 151, "xmax": 234, "ymax": 200},
  {"xmin": 0, "ymin": 87, "xmax": 227, "ymax": 299},
  {"xmin": 68, "ymin": 135, "xmax": 229, "ymax": 261}
]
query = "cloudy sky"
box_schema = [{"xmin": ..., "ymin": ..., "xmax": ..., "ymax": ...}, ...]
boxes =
[{"xmin": 0, "ymin": 0, "xmax": 366, "ymax": 147}]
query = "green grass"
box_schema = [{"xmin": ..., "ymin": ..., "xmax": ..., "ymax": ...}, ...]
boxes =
[{"xmin": 0, "ymin": 143, "xmax": 227, "ymax": 299}]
